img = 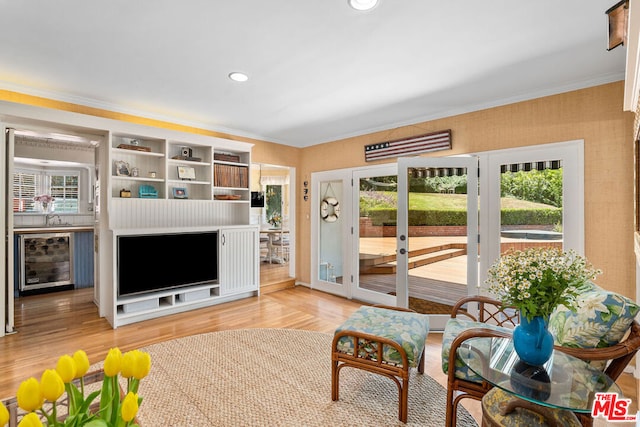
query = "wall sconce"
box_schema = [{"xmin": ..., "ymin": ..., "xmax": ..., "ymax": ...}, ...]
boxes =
[{"xmin": 606, "ymin": 0, "xmax": 629, "ymax": 51}]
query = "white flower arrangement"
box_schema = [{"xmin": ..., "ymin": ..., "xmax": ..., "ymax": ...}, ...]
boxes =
[{"xmin": 485, "ymin": 247, "xmax": 601, "ymax": 320}]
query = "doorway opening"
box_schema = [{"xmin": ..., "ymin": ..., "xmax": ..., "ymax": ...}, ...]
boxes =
[
  {"xmin": 4, "ymin": 125, "xmax": 100, "ymax": 336},
  {"xmin": 251, "ymin": 163, "xmax": 295, "ymax": 290}
]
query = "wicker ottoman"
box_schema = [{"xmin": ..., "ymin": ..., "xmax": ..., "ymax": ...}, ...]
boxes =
[{"xmin": 331, "ymin": 305, "xmax": 429, "ymax": 423}]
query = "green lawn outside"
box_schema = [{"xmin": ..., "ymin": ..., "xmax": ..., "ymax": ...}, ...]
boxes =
[{"xmin": 363, "ymin": 191, "xmax": 559, "ymax": 211}]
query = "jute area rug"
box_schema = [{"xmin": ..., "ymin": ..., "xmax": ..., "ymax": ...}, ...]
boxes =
[{"xmin": 133, "ymin": 328, "xmax": 478, "ymax": 426}]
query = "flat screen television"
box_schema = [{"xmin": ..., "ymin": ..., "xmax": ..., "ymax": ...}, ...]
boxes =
[
  {"xmin": 117, "ymin": 231, "xmax": 218, "ymax": 297},
  {"xmin": 251, "ymin": 191, "xmax": 265, "ymax": 207}
]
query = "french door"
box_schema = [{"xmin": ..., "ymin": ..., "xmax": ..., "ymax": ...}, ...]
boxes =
[
  {"xmin": 311, "ymin": 160, "xmax": 478, "ymax": 317},
  {"xmin": 351, "ymin": 165, "xmax": 397, "ymax": 305},
  {"xmin": 310, "ymin": 140, "xmax": 583, "ymax": 332},
  {"xmin": 478, "ymin": 140, "xmax": 584, "ymax": 286},
  {"xmin": 397, "ymin": 156, "xmax": 478, "ymax": 330},
  {"xmin": 311, "ymin": 170, "xmax": 351, "ymax": 297}
]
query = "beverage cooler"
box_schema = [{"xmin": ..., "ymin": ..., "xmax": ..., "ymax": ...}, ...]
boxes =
[{"xmin": 19, "ymin": 233, "xmax": 74, "ymax": 292}]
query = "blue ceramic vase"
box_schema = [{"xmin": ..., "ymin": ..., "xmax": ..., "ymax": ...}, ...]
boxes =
[{"xmin": 513, "ymin": 313, "xmax": 553, "ymax": 366}]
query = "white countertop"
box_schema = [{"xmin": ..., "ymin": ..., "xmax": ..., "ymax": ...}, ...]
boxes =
[{"xmin": 14, "ymin": 226, "xmax": 94, "ymax": 233}]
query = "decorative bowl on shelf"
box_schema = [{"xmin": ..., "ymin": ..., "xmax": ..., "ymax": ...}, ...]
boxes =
[{"xmin": 214, "ymin": 195, "xmax": 242, "ymax": 200}]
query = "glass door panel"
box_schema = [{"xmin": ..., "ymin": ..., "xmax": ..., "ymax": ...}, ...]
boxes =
[
  {"xmin": 397, "ymin": 157, "xmax": 478, "ymax": 330},
  {"xmin": 352, "ymin": 166, "xmax": 397, "ymax": 305},
  {"xmin": 311, "ymin": 176, "xmax": 349, "ymax": 296},
  {"xmin": 479, "ymin": 141, "xmax": 583, "ymax": 297},
  {"xmin": 499, "ymin": 161, "xmax": 563, "ymax": 255},
  {"xmin": 319, "ymin": 181, "xmax": 343, "ymax": 284}
]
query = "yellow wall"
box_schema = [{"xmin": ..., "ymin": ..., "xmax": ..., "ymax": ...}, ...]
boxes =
[{"xmin": 1, "ymin": 82, "xmax": 635, "ymax": 299}]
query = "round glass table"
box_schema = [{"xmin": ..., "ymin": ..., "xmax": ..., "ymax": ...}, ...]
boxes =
[{"xmin": 457, "ymin": 336, "xmax": 623, "ymax": 413}]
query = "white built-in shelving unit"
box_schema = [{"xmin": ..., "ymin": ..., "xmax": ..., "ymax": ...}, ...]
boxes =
[
  {"xmin": 107, "ymin": 132, "xmax": 259, "ymax": 327},
  {"xmin": 108, "ymin": 133, "xmax": 254, "ymax": 230}
]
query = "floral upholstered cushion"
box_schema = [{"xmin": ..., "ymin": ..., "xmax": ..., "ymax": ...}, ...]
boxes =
[
  {"xmin": 549, "ymin": 282, "xmax": 639, "ymax": 349},
  {"xmin": 441, "ymin": 317, "xmax": 511, "ymax": 382},
  {"xmin": 334, "ymin": 306, "xmax": 429, "ymax": 368}
]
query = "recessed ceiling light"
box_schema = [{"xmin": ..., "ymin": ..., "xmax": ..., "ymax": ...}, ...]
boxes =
[
  {"xmin": 228, "ymin": 72, "xmax": 249, "ymax": 82},
  {"xmin": 348, "ymin": 0, "xmax": 378, "ymax": 11}
]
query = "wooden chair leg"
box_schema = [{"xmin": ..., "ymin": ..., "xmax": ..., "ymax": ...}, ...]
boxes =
[
  {"xmin": 399, "ymin": 375, "xmax": 409, "ymax": 423},
  {"xmin": 331, "ymin": 357, "xmax": 340, "ymax": 401},
  {"xmin": 445, "ymin": 387, "xmax": 456, "ymax": 427}
]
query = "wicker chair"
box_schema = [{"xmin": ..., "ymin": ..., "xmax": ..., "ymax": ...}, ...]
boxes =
[{"xmin": 443, "ymin": 295, "xmax": 640, "ymax": 427}]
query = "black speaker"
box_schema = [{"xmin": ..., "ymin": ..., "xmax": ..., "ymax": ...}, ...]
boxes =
[{"xmin": 181, "ymin": 146, "xmax": 192, "ymax": 157}]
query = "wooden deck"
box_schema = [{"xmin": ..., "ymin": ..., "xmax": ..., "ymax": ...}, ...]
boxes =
[
  {"xmin": 358, "ymin": 273, "xmax": 469, "ymax": 307},
  {"xmin": 360, "ymin": 243, "xmax": 466, "ymax": 274},
  {"xmin": 356, "ymin": 235, "xmax": 558, "ymax": 312},
  {"xmin": 357, "ymin": 236, "xmax": 469, "ymax": 310}
]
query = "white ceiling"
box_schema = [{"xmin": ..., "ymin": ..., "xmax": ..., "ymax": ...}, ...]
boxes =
[{"xmin": 0, "ymin": 1, "xmax": 627, "ymax": 147}]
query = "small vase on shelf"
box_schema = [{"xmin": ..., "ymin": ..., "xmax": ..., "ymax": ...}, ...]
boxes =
[
  {"xmin": 39, "ymin": 201, "xmax": 54, "ymax": 213},
  {"xmin": 513, "ymin": 312, "xmax": 554, "ymax": 366}
]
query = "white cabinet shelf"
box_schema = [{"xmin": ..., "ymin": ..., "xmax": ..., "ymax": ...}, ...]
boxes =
[
  {"xmin": 213, "ymin": 159, "xmax": 249, "ymax": 167},
  {"xmin": 114, "ymin": 283, "xmax": 223, "ymax": 326},
  {"xmin": 167, "ymin": 158, "xmax": 211, "ymax": 167},
  {"xmin": 113, "ymin": 176, "xmax": 164, "ymax": 183},
  {"xmin": 112, "ymin": 148, "xmax": 165, "ymax": 158},
  {"xmin": 167, "ymin": 179, "xmax": 211, "ymax": 185},
  {"xmin": 109, "ymin": 135, "xmax": 252, "ymax": 204}
]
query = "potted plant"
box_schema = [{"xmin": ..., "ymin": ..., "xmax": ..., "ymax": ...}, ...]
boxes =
[
  {"xmin": 0, "ymin": 347, "xmax": 150, "ymax": 427},
  {"xmin": 485, "ymin": 247, "xmax": 601, "ymax": 365}
]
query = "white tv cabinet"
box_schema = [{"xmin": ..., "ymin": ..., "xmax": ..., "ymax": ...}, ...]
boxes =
[{"xmin": 111, "ymin": 226, "xmax": 259, "ymax": 328}]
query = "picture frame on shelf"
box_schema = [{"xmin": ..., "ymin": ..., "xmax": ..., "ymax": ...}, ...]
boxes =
[
  {"xmin": 173, "ymin": 187, "xmax": 188, "ymax": 199},
  {"xmin": 177, "ymin": 166, "xmax": 196, "ymax": 180},
  {"xmin": 114, "ymin": 160, "xmax": 130, "ymax": 176}
]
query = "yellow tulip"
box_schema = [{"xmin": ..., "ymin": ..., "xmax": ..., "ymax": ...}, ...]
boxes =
[
  {"xmin": 121, "ymin": 350, "xmax": 136, "ymax": 378},
  {"xmin": 16, "ymin": 378, "xmax": 43, "ymax": 412},
  {"xmin": 0, "ymin": 401, "xmax": 9, "ymax": 427},
  {"xmin": 103, "ymin": 347, "xmax": 123, "ymax": 377},
  {"xmin": 120, "ymin": 392, "xmax": 139, "ymax": 422},
  {"xmin": 72, "ymin": 350, "xmax": 90, "ymax": 378},
  {"xmin": 55, "ymin": 354, "xmax": 77, "ymax": 383},
  {"xmin": 131, "ymin": 350, "xmax": 151, "ymax": 380},
  {"xmin": 17, "ymin": 412, "xmax": 42, "ymax": 427},
  {"xmin": 136, "ymin": 351, "xmax": 151, "ymax": 380},
  {"xmin": 40, "ymin": 369, "xmax": 64, "ymax": 402}
]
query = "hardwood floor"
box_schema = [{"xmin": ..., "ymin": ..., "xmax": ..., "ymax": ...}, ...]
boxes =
[
  {"xmin": 1, "ymin": 286, "xmax": 637, "ymax": 424},
  {"xmin": 260, "ymin": 259, "xmax": 295, "ymax": 293}
]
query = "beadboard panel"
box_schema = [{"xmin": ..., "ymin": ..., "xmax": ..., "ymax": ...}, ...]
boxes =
[
  {"xmin": 220, "ymin": 228, "xmax": 259, "ymax": 295},
  {"xmin": 73, "ymin": 231, "xmax": 94, "ymax": 288},
  {"xmin": 109, "ymin": 199, "xmax": 249, "ymax": 229}
]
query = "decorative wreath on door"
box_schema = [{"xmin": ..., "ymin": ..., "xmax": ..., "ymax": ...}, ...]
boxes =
[
  {"xmin": 321, "ymin": 183, "xmax": 340, "ymax": 222},
  {"xmin": 321, "ymin": 197, "xmax": 340, "ymax": 222}
]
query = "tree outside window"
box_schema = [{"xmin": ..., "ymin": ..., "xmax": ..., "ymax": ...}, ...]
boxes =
[
  {"xmin": 266, "ymin": 185, "xmax": 282, "ymax": 227},
  {"xmin": 50, "ymin": 174, "xmax": 79, "ymax": 213}
]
